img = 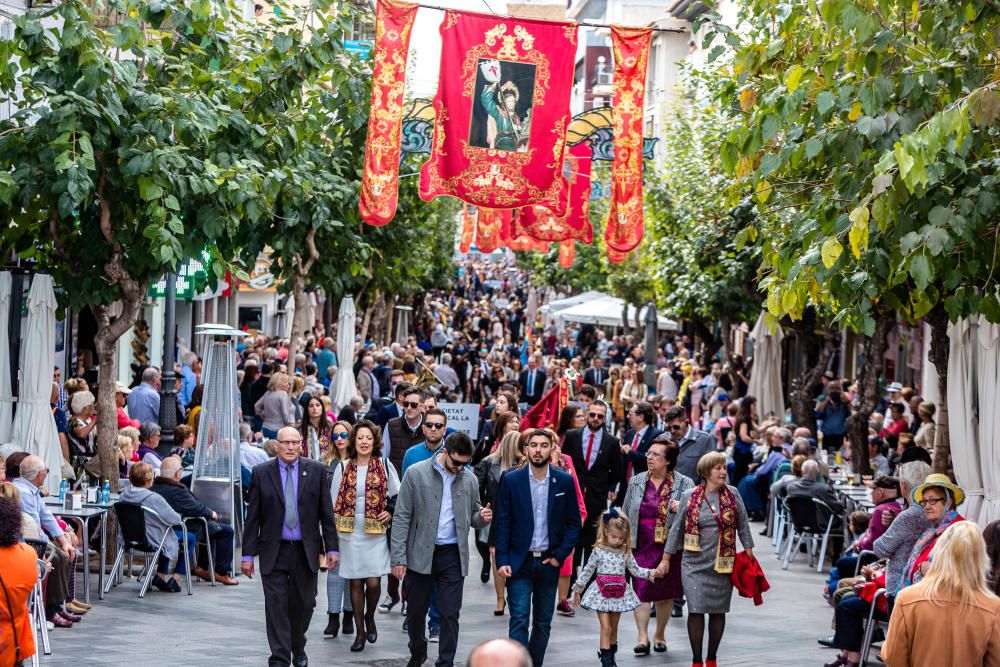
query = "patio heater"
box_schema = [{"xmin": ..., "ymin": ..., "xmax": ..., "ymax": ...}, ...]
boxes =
[
  {"xmin": 394, "ymin": 305, "xmax": 413, "ymax": 345},
  {"xmin": 189, "ymin": 324, "xmax": 249, "ymax": 576}
]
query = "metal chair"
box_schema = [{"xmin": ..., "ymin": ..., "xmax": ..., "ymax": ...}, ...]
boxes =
[
  {"xmin": 859, "ymin": 587, "xmax": 887, "ymax": 667},
  {"xmin": 781, "ymin": 496, "xmax": 824, "ymax": 569},
  {"xmin": 24, "ymin": 539, "xmax": 53, "ymax": 664},
  {"xmin": 853, "ymin": 550, "xmax": 881, "ymax": 576},
  {"xmin": 772, "ymin": 491, "xmax": 789, "ymax": 555},
  {"xmin": 104, "ymin": 502, "xmax": 192, "ymax": 598},
  {"xmin": 183, "ymin": 516, "xmax": 216, "ymax": 587},
  {"xmin": 811, "ymin": 498, "xmax": 838, "ymax": 572}
]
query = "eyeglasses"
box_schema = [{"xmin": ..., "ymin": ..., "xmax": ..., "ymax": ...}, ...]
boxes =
[
  {"xmin": 277, "ymin": 439, "xmax": 303, "ymax": 446},
  {"xmin": 331, "ymin": 432, "xmax": 349, "ymax": 441},
  {"xmin": 918, "ymin": 496, "xmax": 946, "ymax": 507},
  {"xmin": 405, "ymin": 401, "xmax": 421, "ymax": 409},
  {"xmin": 668, "ymin": 423, "xmax": 686, "ymax": 431},
  {"xmin": 587, "ymin": 412, "xmax": 606, "ymax": 420},
  {"xmin": 424, "ymin": 422, "xmax": 446, "ymax": 430},
  {"xmin": 645, "ymin": 451, "xmax": 665, "ymax": 459}
]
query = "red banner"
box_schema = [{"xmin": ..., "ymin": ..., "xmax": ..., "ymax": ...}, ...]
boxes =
[
  {"xmin": 359, "ymin": 0, "xmax": 419, "ymax": 226},
  {"xmin": 558, "ymin": 240, "xmax": 575, "ymax": 268},
  {"xmin": 604, "ymin": 26, "xmax": 652, "ymax": 256},
  {"xmin": 522, "ymin": 377, "xmax": 568, "ymax": 430},
  {"xmin": 419, "ymin": 10, "xmax": 577, "ymax": 214},
  {"xmin": 459, "ymin": 204, "xmax": 475, "ymax": 253},
  {"xmin": 504, "ymin": 216, "xmax": 549, "ymax": 253},
  {"xmin": 474, "ymin": 208, "xmax": 510, "ymax": 253},
  {"xmin": 516, "ymin": 142, "xmax": 593, "ymax": 242}
]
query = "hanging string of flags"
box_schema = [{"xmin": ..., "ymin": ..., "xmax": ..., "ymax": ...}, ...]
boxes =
[{"xmin": 359, "ymin": 0, "xmax": 654, "ymax": 265}]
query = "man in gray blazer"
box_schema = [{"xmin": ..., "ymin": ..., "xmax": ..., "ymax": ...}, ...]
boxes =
[
  {"xmin": 391, "ymin": 432, "xmax": 493, "ymax": 667},
  {"xmin": 664, "ymin": 405, "xmax": 717, "ymax": 484}
]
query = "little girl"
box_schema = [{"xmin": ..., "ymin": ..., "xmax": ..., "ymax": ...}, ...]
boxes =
[{"xmin": 572, "ymin": 509, "xmax": 657, "ymax": 667}]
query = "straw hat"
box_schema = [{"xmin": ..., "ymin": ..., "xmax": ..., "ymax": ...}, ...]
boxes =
[
  {"xmin": 911, "ymin": 473, "xmax": 965, "ymax": 508},
  {"xmin": 115, "ymin": 382, "xmax": 132, "ymax": 395}
]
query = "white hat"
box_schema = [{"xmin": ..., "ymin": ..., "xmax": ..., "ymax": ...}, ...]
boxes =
[
  {"xmin": 115, "ymin": 382, "xmax": 132, "ymax": 395},
  {"xmin": 885, "ymin": 382, "xmax": 902, "ymax": 394}
]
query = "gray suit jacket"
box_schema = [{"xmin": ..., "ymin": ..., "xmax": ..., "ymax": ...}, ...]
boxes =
[
  {"xmin": 674, "ymin": 428, "xmax": 717, "ymax": 482},
  {"xmin": 390, "ymin": 457, "xmax": 488, "ymax": 576}
]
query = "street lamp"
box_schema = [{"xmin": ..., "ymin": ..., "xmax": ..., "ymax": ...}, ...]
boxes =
[
  {"xmin": 157, "ymin": 271, "xmax": 179, "ymax": 455},
  {"xmin": 644, "ymin": 301, "xmax": 657, "ymax": 394}
]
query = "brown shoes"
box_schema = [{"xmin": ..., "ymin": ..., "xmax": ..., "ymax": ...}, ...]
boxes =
[
  {"xmin": 65, "ymin": 601, "xmax": 89, "ymax": 615},
  {"xmin": 215, "ymin": 573, "xmax": 239, "ymax": 586},
  {"xmin": 192, "ymin": 567, "xmax": 215, "ymax": 583}
]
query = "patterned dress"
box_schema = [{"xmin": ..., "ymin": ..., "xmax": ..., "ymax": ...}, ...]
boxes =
[
  {"xmin": 664, "ymin": 485, "xmax": 754, "ymax": 614},
  {"xmin": 634, "ymin": 480, "xmax": 685, "ymax": 601},
  {"xmin": 573, "ymin": 547, "xmax": 654, "ymax": 613}
]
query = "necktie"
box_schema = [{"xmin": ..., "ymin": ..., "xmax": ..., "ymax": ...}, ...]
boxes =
[
  {"xmin": 283, "ymin": 465, "xmax": 298, "ymax": 531},
  {"xmin": 529, "ymin": 371, "xmax": 535, "ymax": 395},
  {"xmin": 585, "ymin": 432, "xmax": 596, "ymax": 470},
  {"xmin": 627, "ymin": 432, "xmax": 641, "ymax": 480}
]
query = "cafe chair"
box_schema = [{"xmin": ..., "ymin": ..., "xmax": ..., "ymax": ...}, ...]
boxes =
[
  {"xmin": 104, "ymin": 502, "xmax": 192, "ymax": 598},
  {"xmin": 811, "ymin": 498, "xmax": 838, "ymax": 572}
]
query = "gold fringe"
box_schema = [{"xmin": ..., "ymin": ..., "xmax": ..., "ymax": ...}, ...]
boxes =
[
  {"xmin": 655, "ymin": 526, "xmax": 667, "ymax": 543},
  {"xmin": 364, "ymin": 517, "xmax": 387, "ymax": 534},
  {"xmin": 683, "ymin": 533, "xmax": 701, "ymax": 552},
  {"xmin": 715, "ymin": 553, "xmax": 734, "ymax": 574},
  {"xmin": 335, "ymin": 515, "xmax": 355, "ymax": 533}
]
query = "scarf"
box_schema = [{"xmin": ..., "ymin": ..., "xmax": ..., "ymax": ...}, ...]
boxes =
[
  {"xmin": 137, "ymin": 444, "xmax": 162, "ymax": 462},
  {"xmin": 684, "ymin": 483, "xmax": 738, "ymax": 573},
  {"xmin": 333, "ymin": 457, "xmax": 389, "ymax": 534},
  {"xmin": 654, "ymin": 473, "xmax": 675, "ymax": 543},
  {"xmin": 901, "ymin": 509, "xmax": 962, "ymax": 589}
]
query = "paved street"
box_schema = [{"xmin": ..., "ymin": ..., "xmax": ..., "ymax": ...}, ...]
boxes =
[{"xmin": 41, "ymin": 520, "xmax": 836, "ymax": 667}]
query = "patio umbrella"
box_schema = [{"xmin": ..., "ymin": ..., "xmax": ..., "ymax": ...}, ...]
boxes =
[
  {"xmin": 976, "ymin": 316, "xmax": 1000, "ymax": 524},
  {"xmin": 331, "ymin": 296, "xmax": 358, "ymax": 412},
  {"xmin": 0, "ymin": 271, "xmax": 14, "ymax": 444},
  {"xmin": 947, "ymin": 318, "xmax": 983, "ymax": 521},
  {"xmin": 746, "ymin": 311, "xmax": 785, "ymax": 422},
  {"xmin": 525, "ymin": 287, "xmax": 539, "ymax": 329},
  {"xmin": 10, "ymin": 274, "xmax": 62, "ymax": 495}
]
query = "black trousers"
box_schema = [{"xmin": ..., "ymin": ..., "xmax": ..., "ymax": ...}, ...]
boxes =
[
  {"xmin": 405, "ymin": 544, "xmax": 464, "ymax": 667},
  {"xmin": 262, "ymin": 541, "xmax": 318, "ymax": 667}
]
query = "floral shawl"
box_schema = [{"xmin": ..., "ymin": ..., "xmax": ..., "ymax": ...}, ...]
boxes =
[
  {"xmin": 654, "ymin": 473, "xmax": 675, "ymax": 543},
  {"xmin": 901, "ymin": 510, "xmax": 962, "ymax": 589},
  {"xmin": 333, "ymin": 457, "xmax": 389, "ymax": 534},
  {"xmin": 683, "ymin": 483, "xmax": 738, "ymax": 573}
]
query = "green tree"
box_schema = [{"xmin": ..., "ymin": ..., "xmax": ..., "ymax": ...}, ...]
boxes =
[
  {"xmin": 703, "ymin": 0, "xmax": 1000, "ymax": 472},
  {"xmin": 0, "ymin": 0, "xmax": 267, "ymax": 483}
]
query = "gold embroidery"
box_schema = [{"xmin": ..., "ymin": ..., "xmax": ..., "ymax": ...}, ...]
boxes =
[
  {"xmin": 484, "ymin": 24, "xmax": 507, "ymax": 46},
  {"xmin": 513, "ymin": 25, "xmax": 535, "ymax": 52}
]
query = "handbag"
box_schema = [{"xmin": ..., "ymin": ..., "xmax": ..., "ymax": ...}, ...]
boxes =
[{"xmin": 595, "ymin": 574, "xmax": 626, "ymax": 599}]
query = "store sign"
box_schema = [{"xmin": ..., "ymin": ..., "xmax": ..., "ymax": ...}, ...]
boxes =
[{"xmin": 439, "ymin": 403, "xmax": 480, "ymax": 439}]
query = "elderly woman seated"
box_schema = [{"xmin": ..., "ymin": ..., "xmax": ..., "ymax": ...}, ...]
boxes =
[
  {"xmin": 136, "ymin": 422, "xmax": 165, "ymax": 471},
  {"xmin": 119, "ymin": 462, "xmax": 196, "ymax": 593}
]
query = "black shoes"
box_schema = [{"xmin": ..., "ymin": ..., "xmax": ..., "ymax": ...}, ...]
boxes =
[
  {"xmin": 343, "ymin": 614, "xmax": 354, "ymax": 635},
  {"xmin": 366, "ymin": 615, "xmax": 378, "ymax": 644},
  {"xmin": 407, "ymin": 651, "xmax": 427, "ymax": 667},
  {"xmin": 292, "ymin": 655, "xmax": 307, "ymax": 667},
  {"xmin": 633, "ymin": 643, "xmax": 651, "ymax": 655},
  {"xmin": 350, "ymin": 635, "xmax": 366, "ymax": 652},
  {"xmin": 480, "ymin": 562, "xmax": 491, "ymax": 583},
  {"xmin": 818, "ymin": 636, "xmax": 836, "ymax": 648},
  {"xmin": 324, "ymin": 613, "xmax": 339, "ymax": 637},
  {"xmin": 672, "ymin": 601, "xmax": 684, "ymax": 618}
]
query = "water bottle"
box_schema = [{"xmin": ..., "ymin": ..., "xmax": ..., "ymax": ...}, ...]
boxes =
[
  {"xmin": 101, "ymin": 479, "xmax": 111, "ymax": 505},
  {"xmin": 59, "ymin": 478, "xmax": 69, "ymax": 502}
]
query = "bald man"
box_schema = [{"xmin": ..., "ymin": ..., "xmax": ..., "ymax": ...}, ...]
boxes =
[{"xmin": 466, "ymin": 639, "xmax": 531, "ymax": 667}]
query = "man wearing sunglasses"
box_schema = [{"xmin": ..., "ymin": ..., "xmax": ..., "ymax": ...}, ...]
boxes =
[
  {"xmin": 392, "ymin": 432, "xmax": 492, "ymax": 667},
  {"xmin": 384, "ymin": 388, "xmax": 427, "ymax": 475},
  {"xmin": 664, "ymin": 404, "xmax": 715, "ymax": 484},
  {"xmin": 401, "ymin": 409, "xmax": 450, "ymax": 475}
]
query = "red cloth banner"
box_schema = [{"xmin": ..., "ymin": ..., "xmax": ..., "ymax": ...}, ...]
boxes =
[
  {"xmin": 522, "ymin": 377, "xmax": 568, "ymax": 430},
  {"xmin": 604, "ymin": 26, "xmax": 652, "ymax": 257},
  {"xmin": 558, "ymin": 240, "xmax": 575, "ymax": 268},
  {"xmin": 516, "ymin": 142, "xmax": 593, "ymax": 243},
  {"xmin": 419, "ymin": 10, "xmax": 578, "ymax": 214},
  {"xmin": 459, "ymin": 204, "xmax": 475, "ymax": 253},
  {"xmin": 359, "ymin": 0, "xmax": 419, "ymax": 226},
  {"xmin": 474, "ymin": 208, "xmax": 510, "ymax": 253},
  {"xmin": 504, "ymin": 217, "xmax": 549, "ymax": 253}
]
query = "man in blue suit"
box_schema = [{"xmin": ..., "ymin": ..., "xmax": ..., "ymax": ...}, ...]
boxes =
[
  {"xmin": 614, "ymin": 400, "xmax": 663, "ymax": 505},
  {"xmin": 494, "ymin": 429, "xmax": 582, "ymax": 667}
]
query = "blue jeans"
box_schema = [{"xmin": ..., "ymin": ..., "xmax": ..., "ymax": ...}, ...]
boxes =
[
  {"xmin": 507, "ymin": 555, "xmax": 560, "ymax": 667},
  {"xmin": 158, "ymin": 528, "xmax": 196, "ymax": 575}
]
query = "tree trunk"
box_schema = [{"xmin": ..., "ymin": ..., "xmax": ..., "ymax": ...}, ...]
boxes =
[
  {"xmin": 370, "ymin": 291, "xmax": 388, "ymax": 344},
  {"xmin": 359, "ymin": 288, "xmax": 379, "ymax": 347},
  {"xmin": 288, "ymin": 269, "xmax": 306, "ymax": 357},
  {"xmin": 385, "ymin": 293, "xmax": 395, "ymax": 346},
  {"xmin": 926, "ymin": 304, "xmax": 951, "ymax": 474},
  {"xmin": 846, "ymin": 309, "xmax": 894, "ymax": 475},
  {"xmin": 692, "ymin": 320, "xmax": 721, "ymax": 369},
  {"xmin": 720, "ymin": 317, "xmax": 732, "ymax": 365},
  {"xmin": 621, "ymin": 303, "xmax": 629, "ymax": 334},
  {"xmin": 789, "ymin": 318, "xmax": 839, "ymax": 433}
]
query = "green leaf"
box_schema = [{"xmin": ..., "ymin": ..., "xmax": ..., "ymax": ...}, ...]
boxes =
[
  {"xmin": 909, "ymin": 255, "xmax": 932, "ymax": 290},
  {"xmin": 784, "ymin": 66, "xmax": 805, "ymax": 92},
  {"xmin": 821, "ymin": 237, "xmax": 843, "ymax": 268},
  {"xmin": 815, "ymin": 91, "xmax": 836, "ymax": 116},
  {"xmin": 848, "ymin": 206, "xmax": 869, "ymax": 258},
  {"xmin": 805, "ymin": 138, "xmax": 822, "ymax": 159}
]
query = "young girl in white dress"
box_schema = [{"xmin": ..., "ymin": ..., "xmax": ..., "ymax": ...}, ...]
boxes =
[{"xmin": 572, "ymin": 509, "xmax": 658, "ymax": 667}]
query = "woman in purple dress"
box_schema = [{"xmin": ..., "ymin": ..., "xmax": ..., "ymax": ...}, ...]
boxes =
[{"xmin": 622, "ymin": 437, "xmax": 694, "ymax": 655}]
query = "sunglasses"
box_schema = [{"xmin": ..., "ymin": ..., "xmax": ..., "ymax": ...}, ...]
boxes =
[
  {"xmin": 424, "ymin": 422, "xmax": 446, "ymax": 430},
  {"xmin": 405, "ymin": 401, "xmax": 421, "ymax": 409},
  {"xmin": 668, "ymin": 423, "xmax": 686, "ymax": 431},
  {"xmin": 587, "ymin": 413, "xmax": 606, "ymax": 420},
  {"xmin": 331, "ymin": 432, "xmax": 349, "ymax": 440},
  {"xmin": 446, "ymin": 451, "xmax": 471, "ymax": 468}
]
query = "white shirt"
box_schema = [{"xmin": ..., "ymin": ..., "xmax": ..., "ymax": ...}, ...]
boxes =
[
  {"xmin": 528, "ymin": 466, "xmax": 550, "ymax": 552},
  {"xmin": 583, "ymin": 427, "xmax": 604, "ymax": 469},
  {"xmin": 432, "ymin": 457, "xmax": 458, "ymax": 545}
]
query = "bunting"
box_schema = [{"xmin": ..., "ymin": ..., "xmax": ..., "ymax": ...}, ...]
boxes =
[
  {"xmin": 359, "ymin": 0, "xmax": 419, "ymax": 226},
  {"xmin": 604, "ymin": 26, "xmax": 652, "ymax": 258},
  {"xmin": 419, "ymin": 10, "xmax": 578, "ymax": 214}
]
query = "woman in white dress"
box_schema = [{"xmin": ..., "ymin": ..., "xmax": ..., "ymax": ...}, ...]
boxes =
[{"xmin": 330, "ymin": 419, "xmax": 400, "ymax": 652}]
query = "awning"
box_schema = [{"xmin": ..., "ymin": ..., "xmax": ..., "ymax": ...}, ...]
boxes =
[{"xmin": 558, "ymin": 296, "xmax": 679, "ymax": 331}]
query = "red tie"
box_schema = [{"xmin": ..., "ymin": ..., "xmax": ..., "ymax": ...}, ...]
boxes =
[
  {"xmin": 627, "ymin": 432, "xmax": 641, "ymax": 480},
  {"xmin": 585, "ymin": 432, "xmax": 596, "ymax": 469}
]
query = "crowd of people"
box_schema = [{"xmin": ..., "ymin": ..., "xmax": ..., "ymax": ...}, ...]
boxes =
[{"xmin": 2, "ymin": 257, "xmax": 999, "ymax": 667}]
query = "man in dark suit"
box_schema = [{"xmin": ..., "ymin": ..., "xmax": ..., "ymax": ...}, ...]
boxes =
[
  {"xmin": 375, "ymin": 381, "xmax": 412, "ymax": 427},
  {"xmin": 494, "ymin": 429, "xmax": 582, "ymax": 667},
  {"xmin": 615, "ymin": 400, "xmax": 663, "ymax": 504},
  {"xmin": 518, "ymin": 358, "xmax": 546, "ymax": 408},
  {"xmin": 241, "ymin": 426, "xmax": 339, "ymax": 667},
  {"xmin": 559, "ymin": 401, "xmax": 621, "ymax": 574},
  {"xmin": 581, "ymin": 357, "xmax": 607, "ymax": 389}
]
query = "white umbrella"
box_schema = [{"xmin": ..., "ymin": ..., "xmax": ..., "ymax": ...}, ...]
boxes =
[
  {"xmin": 747, "ymin": 311, "xmax": 785, "ymax": 422},
  {"xmin": 331, "ymin": 296, "xmax": 358, "ymax": 412},
  {"xmin": 0, "ymin": 271, "xmax": 14, "ymax": 443},
  {"xmin": 525, "ymin": 287, "xmax": 539, "ymax": 328},
  {"xmin": 10, "ymin": 274, "xmax": 62, "ymax": 495},
  {"xmin": 947, "ymin": 318, "xmax": 983, "ymax": 521},
  {"xmin": 976, "ymin": 316, "xmax": 1000, "ymax": 525}
]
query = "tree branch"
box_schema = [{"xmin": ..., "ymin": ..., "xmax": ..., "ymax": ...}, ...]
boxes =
[{"xmin": 301, "ymin": 226, "xmax": 319, "ymax": 276}]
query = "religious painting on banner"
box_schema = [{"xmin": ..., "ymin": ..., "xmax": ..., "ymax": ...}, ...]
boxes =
[
  {"xmin": 419, "ymin": 10, "xmax": 578, "ymax": 215},
  {"xmin": 604, "ymin": 26, "xmax": 652, "ymax": 260},
  {"xmin": 516, "ymin": 141, "xmax": 593, "ymax": 243},
  {"xmin": 359, "ymin": 0, "xmax": 419, "ymax": 226}
]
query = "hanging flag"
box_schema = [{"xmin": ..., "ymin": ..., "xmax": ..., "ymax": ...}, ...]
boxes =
[
  {"xmin": 475, "ymin": 207, "xmax": 510, "ymax": 253},
  {"xmin": 558, "ymin": 239, "xmax": 575, "ymax": 268},
  {"xmin": 459, "ymin": 204, "xmax": 475, "ymax": 253},
  {"xmin": 604, "ymin": 26, "xmax": 652, "ymax": 258},
  {"xmin": 522, "ymin": 377, "xmax": 569, "ymax": 430},
  {"xmin": 360, "ymin": 0, "xmax": 419, "ymax": 226},
  {"xmin": 420, "ymin": 10, "xmax": 578, "ymax": 214},
  {"xmin": 516, "ymin": 142, "xmax": 593, "ymax": 243},
  {"xmin": 504, "ymin": 218, "xmax": 550, "ymax": 253}
]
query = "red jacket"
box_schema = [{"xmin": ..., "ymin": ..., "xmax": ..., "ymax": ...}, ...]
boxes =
[{"xmin": 731, "ymin": 550, "xmax": 770, "ymax": 606}]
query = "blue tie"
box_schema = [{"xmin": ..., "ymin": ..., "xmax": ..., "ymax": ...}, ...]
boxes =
[{"xmin": 283, "ymin": 465, "xmax": 298, "ymax": 531}]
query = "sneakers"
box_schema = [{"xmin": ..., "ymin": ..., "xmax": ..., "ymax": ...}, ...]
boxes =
[
  {"xmin": 428, "ymin": 626, "xmax": 440, "ymax": 643},
  {"xmin": 378, "ymin": 596, "xmax": 400, "ymax": 614},
  {"xmin": 556, "ymin": 600, "xmax": 575, "ymax": 617}
]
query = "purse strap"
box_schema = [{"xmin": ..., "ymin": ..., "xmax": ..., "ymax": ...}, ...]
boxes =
[{"xmin": 0, "ymin": 568, "xmax": 22, "ymax": 663}]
